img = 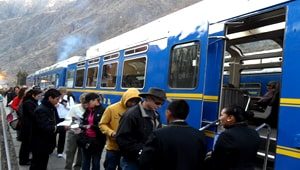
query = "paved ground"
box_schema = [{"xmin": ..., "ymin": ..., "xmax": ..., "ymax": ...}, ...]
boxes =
[{"xmin": 5, "ymin": 102, "xmax": 105, "ymax": 170}]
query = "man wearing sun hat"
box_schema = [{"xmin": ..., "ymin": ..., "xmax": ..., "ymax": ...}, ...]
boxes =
[{"xmin": 116, "ymin": 87, "xmax": 166, "ymax": 170}]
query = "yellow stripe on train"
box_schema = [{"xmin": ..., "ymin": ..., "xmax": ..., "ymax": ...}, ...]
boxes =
[
  {"xmin": 67, "ymin": 88, "xmax": 219, "ymax": 101},
  {"xmin": 277, "ymin": 145, "xmax": 300, "ymax": 159}
]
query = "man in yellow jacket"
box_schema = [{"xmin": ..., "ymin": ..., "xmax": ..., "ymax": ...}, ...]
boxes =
[{"xmin": 99, "ymin": 88, "xmax": 141, "ymax": 170}]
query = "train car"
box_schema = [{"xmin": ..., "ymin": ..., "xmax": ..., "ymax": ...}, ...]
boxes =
[
  {"xmin": 27, "ymin": 56, "xmax": 83, "ymax": 89},
  {"xmin": 28, "ymin": 0, "xmax": 300, "ymax": 169}
]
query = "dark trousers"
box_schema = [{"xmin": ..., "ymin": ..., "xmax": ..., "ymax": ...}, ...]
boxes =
[
  {"xmin": 82, "ymin": 148, "xmax": 102, "ymax": 170},
  {"xmin": 29, "ymin": 150, "xmax": 49, "ymax": 170},
  {"xmin": 104, "ymin": 150, "xmax": 122, "ymax": 170},
  {"xmin": 57, "ymin": 130, "xmax": 66, "ymax": 154},
  {"xmin": 19, "ymin": 139, "xmax": 31, "ymax": 164}
]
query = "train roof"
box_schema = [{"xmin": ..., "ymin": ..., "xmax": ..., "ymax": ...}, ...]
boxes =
[
  {"xmin": 86, "ymin": 0, "xmax": 290, "ymax": 59},
  {"xmin": 33, "ymin": 56, "xmax": 84, "ymax": 75}
]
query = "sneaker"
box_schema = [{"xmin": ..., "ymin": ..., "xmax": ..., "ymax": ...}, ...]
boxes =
[{"xmin": 57, "ymin": 153, "xmax": 63, "ymax": 158}]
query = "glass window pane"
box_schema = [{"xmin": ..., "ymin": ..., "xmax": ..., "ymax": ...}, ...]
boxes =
[
  {"xmin": 122, "ymin": 57, "xmax": 146, "ymax": 88},
  {"xmin": 101, "ymin": 62, "xmax": 118, "ymax": 88},
  {"xmin": 75, "ymin": 69, "xmax": 85, "ymax": 87},
  {"xmin": 169, "ymin": 42, "xmax": 200, "ymax": 88},
  {"xmin": 66, "ymin": 70, "xmax": 75, "ymax": 88},
  {"xmin": 86, "ymin": 67, "xmax": 98, "ymax": 87}
]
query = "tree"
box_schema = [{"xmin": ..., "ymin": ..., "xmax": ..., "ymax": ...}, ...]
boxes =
[{"xmin": 16, "ymin": 70, "xmax": 28, "ymax": 86}]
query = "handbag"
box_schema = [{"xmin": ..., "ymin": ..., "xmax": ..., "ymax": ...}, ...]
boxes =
[
  {"xmin": 6, "ymin": 111, "xmax": 21, "ymax": 130},
  {"xmin": 77, "ymin": 132, "xmax": 101, "ymax": 154}
]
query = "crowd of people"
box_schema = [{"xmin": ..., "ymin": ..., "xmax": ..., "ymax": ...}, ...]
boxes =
[{"xmin": 4, "ymin": 85, "xmax": 261, "ymax": 170}]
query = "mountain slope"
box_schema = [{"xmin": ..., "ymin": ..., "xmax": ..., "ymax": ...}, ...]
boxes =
[{"xmin": 0, "ymin": 0, "xmax": 202, "ymax": 84}]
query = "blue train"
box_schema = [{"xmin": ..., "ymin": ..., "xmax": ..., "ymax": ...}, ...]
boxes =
[{"xmin": 27, "ymin": 0, "xmax": 300, "ymax": 169}]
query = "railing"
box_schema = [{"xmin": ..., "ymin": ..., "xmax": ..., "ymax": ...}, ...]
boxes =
[
  {"xmin": 199, "ymin": 119, "xmax": 220, "ymax": 131},
  {"xmin": 256, "ymin": 123, "xmax": 272, "ymax": 170},
  {"xmin": 0, "ymin": 101, "xmax": 12, "ymax": 170}
]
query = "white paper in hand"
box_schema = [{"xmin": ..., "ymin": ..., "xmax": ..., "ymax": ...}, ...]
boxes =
[{"xmin": 57, "ymin": 120, "xmax": 72, "ymax": 126}]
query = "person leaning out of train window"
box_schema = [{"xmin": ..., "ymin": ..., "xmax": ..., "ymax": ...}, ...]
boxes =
[
  {"xmin": 99, "ymin": 88, "xmax": 141, "ymax": 170},
  {"xmin": 79, "ymin": 93, "xmax": 106, "ymax": 170},
  {"xmin": 139, "ymin": 100, "xmax": 207, "ymax": 170},
  {"xmin": 116, "ymin": 87, "xmax": 166, "ymax": 170},
  {"xmin": 210, "ymin": 106, "xmax": 260, "ymax": 170}
]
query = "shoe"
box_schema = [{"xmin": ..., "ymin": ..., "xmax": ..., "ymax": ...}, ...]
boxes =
[
  {"xmin": 57, "ymin": 153, "xmax": 63, "ymax": 158},
  {"xmin": 19, "ymin": 161, "xmax": 31, "ymax": 166}
]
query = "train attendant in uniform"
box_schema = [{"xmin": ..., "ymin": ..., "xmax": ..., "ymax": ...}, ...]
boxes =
[
  {"xmin": 139, "ymin": 100, "xmax": 207, "ymax": 170},
  {"xmin": 99, "ymin": 88, "xmax": 141, "ymax": 170},
  {"xmin": 210, "ymin": 106, "xmax": 260, "ymax": 170},
  {"xmin": 80, "ymin": 93, "xmax": 106, "ymax": 170},
  {"xmin": 116, "ymin": 87, "xmax": 166, "ymax": 170}
]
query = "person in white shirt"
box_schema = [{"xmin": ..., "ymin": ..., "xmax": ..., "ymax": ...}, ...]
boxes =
[
  {"xmin": 56, "ymin": 98, "xmax": 70, "ymax": 157},
  {"xmin": 64, "ymin": 93, "xmax": 88, "ymax": 170}
]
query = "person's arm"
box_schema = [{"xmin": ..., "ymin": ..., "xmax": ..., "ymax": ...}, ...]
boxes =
[
  {"xmin": 116, "ymin": 113, "xmax": 144, "ymax": 159},
  {"xmin": 99, "ymin": 107, "xmax": 114, "ymax": 137}
]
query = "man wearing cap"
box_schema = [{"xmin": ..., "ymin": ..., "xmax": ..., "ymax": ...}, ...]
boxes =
[{"xmin": 116, "ymin": 87, "xmax": 166, "ymax": 170}]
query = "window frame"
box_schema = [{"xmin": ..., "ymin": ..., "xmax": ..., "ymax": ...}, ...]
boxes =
[
  {"xmin": 121, "ymin": 55, "xmax": 147, "ymax": 89},
  {"xmin": 100, "ymin": 61, "xmax": 119, "ymax": 89},
  {"xmin": 168, "ymin": 41, "xmax": 200, "ymax": 89}
]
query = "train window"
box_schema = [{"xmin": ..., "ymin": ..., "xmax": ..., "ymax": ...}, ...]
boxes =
[
  {"xmin": 169, "ymin": 42, "xmax": 200, "ymax": 88},
  {"xmin": 75, "ymin": 69, "xmax": 85, "ymax": 87},
  {"xmin": 66, "ymin": 70, "xmax": 75, "ymax": 88},
  {"xmin": 103, "ymin": 52, "xmax": 120, "ymax": 61},
  {"xmin": 121, "ymin": 57, "xmax": 146, "ymax": 88},
  {"xmin": 101, "ymin": 62, "xmax": 118, "ymax": 88},
  {"xmin": 124, "ymin": 45, "xmax": 148, "ymax": 57},
  {"xmin": 86, "ymin": 66, "xmax": 98, "ymax": 87}
]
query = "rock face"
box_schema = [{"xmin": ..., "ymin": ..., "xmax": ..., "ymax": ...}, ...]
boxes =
[{"xmin": 0, "ymin": 0, "xmax": 202, "ymax": 84}]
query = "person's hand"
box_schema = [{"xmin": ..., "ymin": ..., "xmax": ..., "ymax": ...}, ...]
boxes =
[
  {"xmin": 111, "ymin": 132, "xmax": 116, "ymax": 138},
  {"xmin": 83, "ymin": 125, "xmax": 91, "ymax": 129}
]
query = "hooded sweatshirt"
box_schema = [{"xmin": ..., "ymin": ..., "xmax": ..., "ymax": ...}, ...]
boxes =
[{"xmin": 99, "ymin": 88, "xmax": 140, "ymax": 151}]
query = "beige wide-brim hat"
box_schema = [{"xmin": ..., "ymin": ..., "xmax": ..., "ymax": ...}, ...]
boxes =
[{"xmin": 139, "ymin": 87, "xmax": 166, "ymax": 101}]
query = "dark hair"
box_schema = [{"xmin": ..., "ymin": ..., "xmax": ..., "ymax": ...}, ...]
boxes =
[
  {"xmin": 44, "ymin": 89, "xmax": 61, "ymax": 100},
  {"xmin": 18, "ymin": 87, "xmax": 28, "ymax": 99},
  {"xmin": 223, "ymin": 105, "xmax": 254, "ymax": 122},
  {"xmin": 22, "ymin": 89, "xmax": 43, "ymax": 103},
  {"xmin": 167, "ymin": 100, "xmax": 189, "ymax": 119},
  {"xmin": 67, "ymin": 91, "xmax": 75, "ymax": 101},
  {"xmin": 85, "ymin": 93, "xmax": 100, "ymax": 103}
]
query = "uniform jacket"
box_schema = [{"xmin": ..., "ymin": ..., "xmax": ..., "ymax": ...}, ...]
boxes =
[
  {"xmin": 139, "ymin": 121, "xmax": 207, "ymax": 170},
  {"xmin": 31, "ymin": 99, "xmax": 65, "ymax": 154},
  {"xmin": 116, "ymin": 103, "xmax": 161, "ymax": 161},
  {"xmin": 211, "ymin": 123, "xmax": 261, "ymax": 170},
  {"xmin": 99, "ymin": 88, "xmax": 140, "ymax": 151}
]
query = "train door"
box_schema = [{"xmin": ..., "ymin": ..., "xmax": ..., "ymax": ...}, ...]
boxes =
[{"xmin": 220, "ymin": 8, "xmax": 286, "ymax": 169}]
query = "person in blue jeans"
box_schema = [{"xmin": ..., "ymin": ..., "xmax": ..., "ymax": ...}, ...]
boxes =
[
  {"xmin": 99, "ymin": 88, "xmax": 141, "ymax": 170},
  {"xmin": 116, "ymin": 88, "xmax": 166, "ymax": 170}
]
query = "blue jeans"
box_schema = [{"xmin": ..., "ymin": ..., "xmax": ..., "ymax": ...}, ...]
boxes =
[
  {"xmin": 104, "ymin": 150, "xmax": 121, "ymax": 170},
  {"xmin": 120, "ymin": 157, "xmax": 139, "ymax": 170},
  {"xmin": 82, "ymin": 148, "xmax": 101, "ymax": 170}
]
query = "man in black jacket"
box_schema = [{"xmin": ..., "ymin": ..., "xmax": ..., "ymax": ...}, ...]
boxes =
[
  {"xmin": 30, "ymin": 88, "xmax": 66, "ymax": 170},
  {"xmin": 139, "ymin": 100, "xmax": 207, "ymax": 170},
  {"xmin": 116, "ymin": 87, "xmax": 166, "ymax": 170}
]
